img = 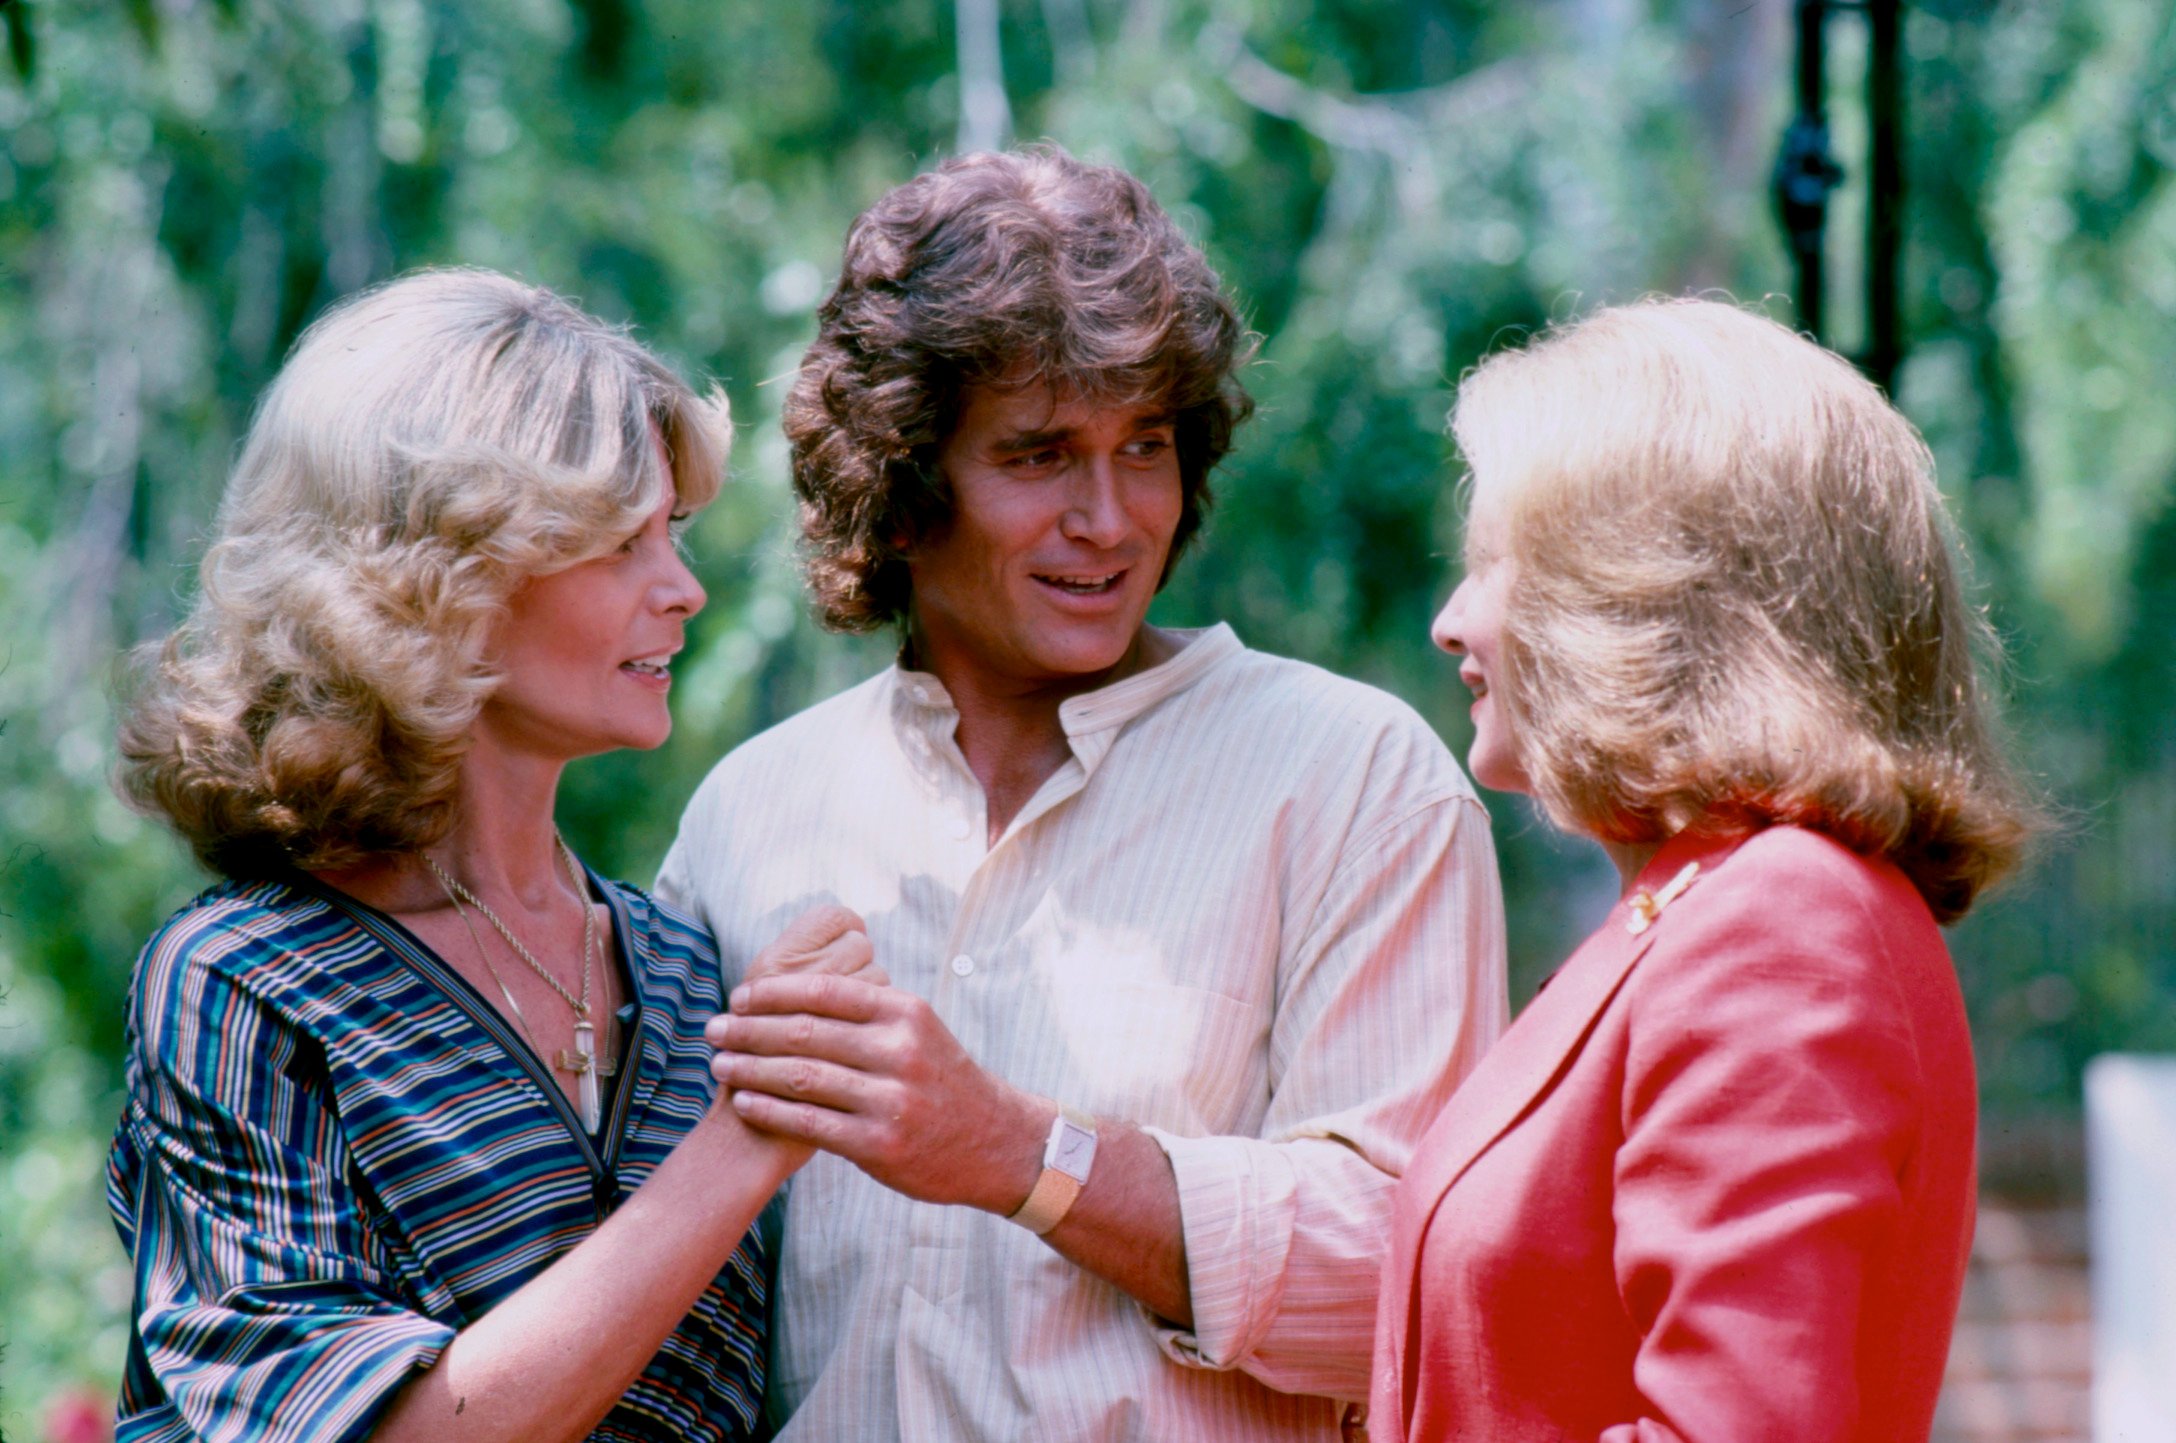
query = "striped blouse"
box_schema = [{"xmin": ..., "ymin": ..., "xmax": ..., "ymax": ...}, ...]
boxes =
[{"xmin": 106, "ymin": 870, "xmax": 769, "ymax": 1443}]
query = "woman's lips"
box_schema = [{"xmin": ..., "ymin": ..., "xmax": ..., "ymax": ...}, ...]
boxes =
[{"xmin": 620, "ymin": 652, "xmax": 677, "ymax": 690}]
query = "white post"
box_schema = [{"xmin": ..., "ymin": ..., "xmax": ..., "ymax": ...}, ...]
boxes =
[
  {"xmin": 955, "ymin": 0, "xmax": 1012, "ymax": 155},
  {"xmin": 2086, "ymin": 1053, "xmax": 2176, "ymax": 1440}
]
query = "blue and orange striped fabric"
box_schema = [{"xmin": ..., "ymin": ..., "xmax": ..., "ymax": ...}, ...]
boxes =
[{"xmin": 106, "ymin": 871, "xmax": 768, "ymax": 1443}]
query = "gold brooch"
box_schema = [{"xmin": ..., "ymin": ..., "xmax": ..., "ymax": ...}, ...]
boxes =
[{"xmin": 1626, "ymin": 860, "xmax": 1703, "ymax": 935}]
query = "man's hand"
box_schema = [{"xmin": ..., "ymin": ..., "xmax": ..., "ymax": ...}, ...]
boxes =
[
  {"xmin": 741, "ymin": 904, "xmax": 889, "ymax": 988},
  {"xmin": 705, "ymin": 973, "xmax": 1046, "ymax": 1215}
]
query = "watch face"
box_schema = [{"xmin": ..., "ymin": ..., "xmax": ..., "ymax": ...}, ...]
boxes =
[{"xmin": 1051, "ymin": 1123, "xmax": 1097, "ymax": 1179}]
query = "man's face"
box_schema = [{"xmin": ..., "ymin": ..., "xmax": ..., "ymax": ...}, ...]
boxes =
[{"xmin": 907, "ymin": 382, "xmax": 1183, "ymax": 695}]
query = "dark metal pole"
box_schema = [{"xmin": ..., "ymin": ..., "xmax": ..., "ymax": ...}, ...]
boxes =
[
  {"xmin": 1863, "ymin": 0, "xmax": 1904, "ymax": 390},
  {"xmin": 1774, "ymin": 0, "xmax": 1842, "ymax": 342},
  {"xmin": 3, "ymin": 0, "xmax": 34, "ymax": 82}
]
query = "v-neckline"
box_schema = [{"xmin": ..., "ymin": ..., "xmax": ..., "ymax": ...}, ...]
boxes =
[{"xmin": 279, "ymin": 866, "xmax": 644, "ymax": 1190}]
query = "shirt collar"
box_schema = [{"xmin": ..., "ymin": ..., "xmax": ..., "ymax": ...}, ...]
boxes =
[{"xmin": 889, "ymin": 623, "xmax": 1243, "ymax": 777}]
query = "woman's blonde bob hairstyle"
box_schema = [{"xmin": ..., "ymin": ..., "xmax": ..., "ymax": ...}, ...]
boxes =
[
  {"xmin": 118, "ymin": 267, "xmax": 731, "ymax": 876},
  {"xmin": 1453, "ymin": 297, "xmax": 2037, "ymax": 923}
]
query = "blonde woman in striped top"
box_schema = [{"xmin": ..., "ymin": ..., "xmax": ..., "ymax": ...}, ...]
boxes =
[{"xmin": 111, "ymin": 268, "xmax": 865, "ymax": 1443}]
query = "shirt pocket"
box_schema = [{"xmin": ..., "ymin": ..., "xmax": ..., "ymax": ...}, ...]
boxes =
[{"xmin": 1061, "ymin": 981, "xmax": 1267, "ymax": 1132}]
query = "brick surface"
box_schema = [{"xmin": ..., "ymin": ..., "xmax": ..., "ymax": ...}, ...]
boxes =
[
  {"xmin": 1932, "ymin": 1202, "xmax": 2092, "ymax": 1443},
  {"xmin": 1953, "ymin": 1264, "xmax": 2091, "ymax": 1327},
  {"xmin": 1932, "ymin": 1376, "xmax": 2089, "ymax": 1440},
  {"xmin": 1943, "ymin": 1320, "xmax": 2092, "ymax": 1382}
]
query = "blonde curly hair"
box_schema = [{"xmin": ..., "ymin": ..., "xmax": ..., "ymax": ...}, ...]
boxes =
[
  {"xmin": 1454, "ymin": 297, "xmax": 2039, "ymax": 923},
  {"xmin": 118, "ymin": 268, "xmax": 731, "ymax": 876}
]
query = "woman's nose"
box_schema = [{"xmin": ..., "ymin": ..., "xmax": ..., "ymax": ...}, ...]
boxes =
[
  {"xmin": 663, "ymin": 551, "xmax": 707, "ymax": 616},
  {"xmin": 1431, "ymin": 585, "xmax": 1467, "ymax": 656}
]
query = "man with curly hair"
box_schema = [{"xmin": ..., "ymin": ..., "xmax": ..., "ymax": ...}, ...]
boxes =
[{"xmin": 659, "ymin": 146, "xmax": 1507, "ymax": 1441}]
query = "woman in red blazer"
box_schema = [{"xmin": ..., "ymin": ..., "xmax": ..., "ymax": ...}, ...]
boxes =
[{"xmin": 1368, "ymin": 299, "xmax": 2040, "ymax": 1443}]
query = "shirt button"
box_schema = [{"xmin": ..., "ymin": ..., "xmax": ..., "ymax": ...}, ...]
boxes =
[
  {"xmin": 950, "ymin": 954, "xmax": 975, "ymax": 978},
  {"xmin": 950, "ymin": 817, "xmax": 972, "ymax": 841}
]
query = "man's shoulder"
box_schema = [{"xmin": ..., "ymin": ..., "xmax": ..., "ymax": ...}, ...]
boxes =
[
  {"xmin": 1190, "ymin": 644, "xmax": 1461, "ymax": 767},
  {"xmin": 1208, "ymin": 644, "xmax": 1425, "ymax": 718},
  {"xmin": 692, "ymin": 668, "xmax": 894, "ymax": 794}
]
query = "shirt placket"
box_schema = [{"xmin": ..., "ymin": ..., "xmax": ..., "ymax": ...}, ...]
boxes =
[
  {"xmin": 899, "ymin": 703, "xmax": 1090, "ymax": 1301},
  {"xmin": 883, "ymin": 671, "xmax": 1146, "ymax": 1431},
  {"xmin": 893, "ymin": 696, "xmax": 992, "ymax": 1317}
]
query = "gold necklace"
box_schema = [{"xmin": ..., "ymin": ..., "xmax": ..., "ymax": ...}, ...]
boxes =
[
  {"xmin": 423, "ymin": 837, "xmax": 613, "ymax": 1130},
  {"xmin": 437, "ymin": 880, "xmax": 548, "ymax": 1057}
]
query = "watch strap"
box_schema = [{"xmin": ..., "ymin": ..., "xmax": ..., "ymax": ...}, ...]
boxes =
[{"xmin": 1008, "ymin": 1105, "xmax": 1097, "ymax": 1235}]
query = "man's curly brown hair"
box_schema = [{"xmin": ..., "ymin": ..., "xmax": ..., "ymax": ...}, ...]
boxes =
[{"xmin": 784, "ymin": 144, "xmax": 1255, "ymax": 631}]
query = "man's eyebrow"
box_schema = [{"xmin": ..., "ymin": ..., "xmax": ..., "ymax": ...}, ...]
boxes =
[
  {"xmin": 995, "ymin": 425, "xmax": 1073, "ymax": 451},
  {"xmin": 992, "ymin": 412, "xmax": 1179, "ymax": 451}
]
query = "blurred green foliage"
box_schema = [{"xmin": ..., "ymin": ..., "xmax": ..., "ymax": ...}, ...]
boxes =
[{"xmin": 2, "ymin": 0, "xmax": 2171, "ymax": 1429}]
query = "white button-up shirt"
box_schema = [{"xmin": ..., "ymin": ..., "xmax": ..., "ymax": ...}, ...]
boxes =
[{"xmin": 657, "ymin": 625, "xmax": 1507, "ymax": 1441}]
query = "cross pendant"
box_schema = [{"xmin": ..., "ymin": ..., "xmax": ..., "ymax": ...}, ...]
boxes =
[{"xmin": 555, "ymin": 1018, "xmax": 614, "ymax": 1131}]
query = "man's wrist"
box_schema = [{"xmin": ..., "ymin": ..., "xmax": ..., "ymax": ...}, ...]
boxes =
[
  {"xmin": 1007, "ymin": 1103, "xmax": 1099, "ymax": 1235},
  {"xmin": 990, "ymin": 1094, "xmax": 1060, "ymax": 1216}
]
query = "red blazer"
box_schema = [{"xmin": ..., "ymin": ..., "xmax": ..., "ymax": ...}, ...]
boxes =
[{"xmin": 1369, "ymin": 827, "xmax": 1976, "ymax": 1443}]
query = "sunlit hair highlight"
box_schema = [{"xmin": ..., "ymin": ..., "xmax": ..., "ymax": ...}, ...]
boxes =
[
  {"xmin": 117, "ymin": 267, "xmax": 731, "ymax": 876},
  {"xmin": 785, "ymin": 143, "xmax": 1255, "ymax": 630},
  {"xmin": 1452, "ymin": 297, "xmax": 2039, "ymax": 923}
]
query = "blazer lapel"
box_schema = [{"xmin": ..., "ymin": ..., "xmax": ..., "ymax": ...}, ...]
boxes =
[
  {"xmin": 1380, "ymin": 830, "xmax": 1750, "ymax": 1433},
  {"xmin": 1396, "ymin": 830, "xmax": 1745, "ymax": 1215},
  {"xmin": 1399, "ymin": 920, "xmax": 1657, "ymax": 1216},
  {"xmin": 1380, "ymin": 917, "xmax": 1657, "ymax": 1431}
]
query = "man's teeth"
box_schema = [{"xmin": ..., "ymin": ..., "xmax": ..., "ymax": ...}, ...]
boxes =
[
  {"xmin": 1039, "ymin": 573, "xmax": 1121, "ymax": 594},
  {"xmin": 623, "ymin": 655, "xmax": 673, "ymax": 675}
]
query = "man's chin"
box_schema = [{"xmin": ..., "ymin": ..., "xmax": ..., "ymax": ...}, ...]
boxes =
[{"xmin": 1039, "ymin": 630, "xmax": 1157, "ymax": 685}]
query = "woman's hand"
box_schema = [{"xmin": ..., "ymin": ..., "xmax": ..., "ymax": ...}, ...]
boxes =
[
  {"xmin": 741, "ymin": 904, "xmax": 888, "ymax": 987},
  {"xmin": 707, "ymin": 905, "xmax": 885, "ymax": 1166}
]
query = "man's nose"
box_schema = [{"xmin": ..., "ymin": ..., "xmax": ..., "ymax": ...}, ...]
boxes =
[{"xmin": 1060, "ymin": 456, "xmax": 1128, "ymax": 547}]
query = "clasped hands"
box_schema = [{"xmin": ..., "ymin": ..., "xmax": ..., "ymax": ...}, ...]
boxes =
[{"xmin": 706, "ymin": 906, "xmax": 1047, "ymax": 1213}]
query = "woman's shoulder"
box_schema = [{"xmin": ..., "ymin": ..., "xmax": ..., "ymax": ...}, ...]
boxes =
[
  {"xmin": 600, "ymin": 877, "xmax": 715, "ymax": 954},
  {"xmin": 128, "ymin": 875, "xmax": 364, "ymax": 1055},
  {"xmin": 1699, "ymin": 826, "xmax": 1938, "ymax": 943},
  {"xmin": 1624, "ymin": 826, "xmax": 1952, "ymax": 1025},
  {"xmin": 136, "ymin": 876, "xmax": 347, "ymax": 984},
  {"xmin": 1614, "ymin": 827, "xmax": 1973, "ymax": 1182}
]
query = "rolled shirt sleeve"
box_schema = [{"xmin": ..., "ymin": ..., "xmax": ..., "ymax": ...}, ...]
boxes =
[
  {"xmin": 111, "ymin": 927, "xmax": 454, "ymax": 1443},
  {"xmin": 1147, "ymin": 793, "xmax": 1508, "ymax": 1399}
]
